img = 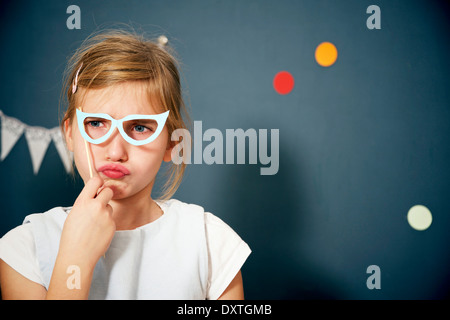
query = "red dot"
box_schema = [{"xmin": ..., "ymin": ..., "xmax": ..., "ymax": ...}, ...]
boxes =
[{"xmin": 273, "ymin": 71, "xmax": 294, "ymax": 95}]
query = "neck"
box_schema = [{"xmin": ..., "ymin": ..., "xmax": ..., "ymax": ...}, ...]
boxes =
[{"xmin": 109, "ymin": 183, "xmax": 163, "ymax": 230}]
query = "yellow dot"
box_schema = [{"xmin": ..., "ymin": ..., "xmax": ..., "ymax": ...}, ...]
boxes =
[
  {"xmin": 407, "ymin": 205, "xmax": 432, "ymax": 231},
  {"xmin": 315, "ymin": 42, "xmax": 338, "ymax": 67}
]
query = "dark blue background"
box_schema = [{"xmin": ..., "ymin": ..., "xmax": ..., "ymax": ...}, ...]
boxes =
[{"xmin": 1, "ymin": 0, "xmax": 449, "ymax": 299}]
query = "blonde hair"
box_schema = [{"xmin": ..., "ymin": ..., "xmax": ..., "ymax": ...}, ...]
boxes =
[{"xmin": 60, "ymin": 28, "xmax": 189, "ymax": 200}]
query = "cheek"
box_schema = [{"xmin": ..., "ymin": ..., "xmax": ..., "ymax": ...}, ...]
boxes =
[
  {"xmin": 144, "ymin": 135, "xmax": 169, "ymax": 162},
  {"xmin": 133, "ymin": 130, "xmax": 169, "ymax": 173},
  {"xmin": 70, "ymin": 124, "xmax": 92, "ymax": 181},
  {"xmin": 148, "ymin": 127, "xmax": 169, "ymax": 158}
]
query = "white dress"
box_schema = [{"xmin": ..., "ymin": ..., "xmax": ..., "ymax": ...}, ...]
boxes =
[{"xmin": 0, "ymin": 199, "xmax": 251, "ymax": 300}]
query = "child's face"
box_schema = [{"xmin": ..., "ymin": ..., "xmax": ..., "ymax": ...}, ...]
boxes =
[{"xmin": 65, "ymin": 81, "xmax": 172, "ymax": 199}]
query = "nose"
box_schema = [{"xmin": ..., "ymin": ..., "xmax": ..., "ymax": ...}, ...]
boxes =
[{"xmin": 105, "ymin": 128, "xmax": 128, "ymax": 162}]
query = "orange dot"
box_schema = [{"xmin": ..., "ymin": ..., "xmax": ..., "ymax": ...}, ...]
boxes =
[{"xmin": 315, "ymin": 42, "xmax": 338, "ymax": 67}]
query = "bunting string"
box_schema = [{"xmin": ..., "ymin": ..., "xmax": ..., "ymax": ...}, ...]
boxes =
[{"xmin": 0, "ymin": 109, "xmax": 73, "ymax": 174}]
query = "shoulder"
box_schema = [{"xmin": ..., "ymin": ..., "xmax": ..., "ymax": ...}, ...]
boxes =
[
  {"xmin": 157, "ymin": 199, "xmax": 207, "ymax": 230},
  {"xmin": 0, "ymin": 206, "xmax": 67, "ymax": 249},
  {"xmin": 157, "ymin": 199, "xmax": 251, "ymax": 300},
  {"xmin": 159, "ymin": 198, "xmax": 205, "ymax": 217},
  {"xmin": 204, "ymin": 211, "xmax": 251, "ymax": 300},
  {"xmin": 23, "ymin": 206, "xmax": 69, "ymax": 226},
  {"xmin": 0, "ymin": 223, "xmax": 39, "ymax": 283},
  {"xmin": 0, "ymin": 215, "xmax": 48, "ymax": 286},
  {"xmin": 203, "ymin": 211, "xmax": 251, "ymax": 260},
  {"xmin": 0, "ymin": 222, "xmax": 34, "ymax": 250},
  {"xmin": 0, "ymin": 207, "xmax": 70, "ymax": 287},
  {"xmin": 204, "ymin": 211, "xmax": 236, "ymax": 236},
  {"xmin": 160, "ymin": 199, "xmax": 247, "ymax": 244}
]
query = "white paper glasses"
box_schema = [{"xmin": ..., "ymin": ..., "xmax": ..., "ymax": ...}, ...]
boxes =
[{"xmin": 76, "ymin": 109, "xmax": 169, "ymax": 146}]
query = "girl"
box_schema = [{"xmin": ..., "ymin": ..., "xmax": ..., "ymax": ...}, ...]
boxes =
[{"xmin": 0, "ymin": 30, "xmax": 251, "ymax": 299}]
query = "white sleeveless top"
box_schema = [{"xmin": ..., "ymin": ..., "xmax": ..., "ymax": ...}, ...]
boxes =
[{"xmin": 0, "ymin": 199, "xmax": 251, "ymax": 300}]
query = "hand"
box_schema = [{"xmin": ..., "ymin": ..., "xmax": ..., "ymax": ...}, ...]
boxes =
[{"xmin": 58, "ymin": 176, "xmax": 116, "ymax": 267}]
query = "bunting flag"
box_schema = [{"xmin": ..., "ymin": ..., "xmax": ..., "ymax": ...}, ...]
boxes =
[{"xmin": 0, "ymin": 109, "xmax": 73, "ymax": 174}]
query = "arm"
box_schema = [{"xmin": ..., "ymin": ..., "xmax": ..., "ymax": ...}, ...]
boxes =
[
  {"xmin": 45, "ymin": 256, "xmax": 95, "ymax": 299},
  {"xmin": 1, "ymin": 245, "xmax": 98, "ymax": 300},
  {"xmin": 218, "ymin": 270, "xmax": 245, "ymax": 300},
  {"xmin": 1, "ymin": 177, "xmax": 115, "ymax": 300},
  {"xmin": 0, "ymin": 254, "xmax": 108, "ymax": 300},
  {"xmin": 46, "ymin": 177, "xmax": 115, "ymax": 299},
  {"xmin": 0, "ymin": 259, "xmax": 47, "ymax": 300}
]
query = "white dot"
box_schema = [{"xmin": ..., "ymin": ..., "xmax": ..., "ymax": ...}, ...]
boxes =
[{"xmin": 407, "ymin": 205, "xmax": 432, "ymax": 231}]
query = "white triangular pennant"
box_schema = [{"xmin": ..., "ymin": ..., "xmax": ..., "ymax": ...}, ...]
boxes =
[
  {"xmin": 24, "ymin": 126, "xmax": 52, "ymax": 174},
  {"xmin": 50, "ymin": 127, "xmax": 73, "ymax": 173},
  {"xmin": 0, "ymin": 110, "xmax": 26, "ymax": 161},
  {"xmin": 1, "ymin": 110, "xmax": 75, "ymax": 174}
]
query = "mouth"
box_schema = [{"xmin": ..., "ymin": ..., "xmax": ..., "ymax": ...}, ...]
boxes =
[{"xmin": 97, "ymin": 164, "xmax": 130, "ymax": 179}]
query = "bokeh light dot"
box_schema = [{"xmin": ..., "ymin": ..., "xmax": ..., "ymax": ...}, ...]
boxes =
[
  {"xmin": 407, "ymin": 205, "xmax": 432, "ymax": 231},
  {"xmin": 273, "ymin": 71, "xmax": 294, "ymax": 95},
  {"xmin": 315, "ymin": 42, "xmax": 338, "ymax": 67}
]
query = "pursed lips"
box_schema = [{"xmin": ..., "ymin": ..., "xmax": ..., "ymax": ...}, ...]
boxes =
[{"xmin": 97, "ymin": 164, "xmax": 130, "ymax": 179}]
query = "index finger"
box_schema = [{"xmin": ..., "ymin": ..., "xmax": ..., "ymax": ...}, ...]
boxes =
[
  {"xmin": 95, "ymin": 186, "xmax": 114, "ymax": 205},
  {"xmin": 79, "ymin": 176, "xmax": 104, "ymax": 200}
]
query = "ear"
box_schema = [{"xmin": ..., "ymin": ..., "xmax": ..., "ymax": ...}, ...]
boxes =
[
  {"xmin": 64, "ymin": 119, "xmax": 74, "ymax": 152},
  {"xmin": 163, "ymin": 140, "xmax": 175, "ymax": 162}
]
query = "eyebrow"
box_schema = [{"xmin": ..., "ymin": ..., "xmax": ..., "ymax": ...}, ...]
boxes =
[
  {"xmin": 80, "ymin": 111, "xmax": 163, "ymax": 118},
  {"xmin": 131, "ymin": 118, "xmax": 158, "ymax": 122}
]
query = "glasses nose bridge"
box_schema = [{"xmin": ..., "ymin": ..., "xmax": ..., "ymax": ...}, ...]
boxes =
[{"xmin": 108, "ymin": 118, "xmax": 129, "ymax": 143}]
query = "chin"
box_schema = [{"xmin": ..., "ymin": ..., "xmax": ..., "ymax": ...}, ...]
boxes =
[{"xmin": 103, "ymin": 180, "xmax": 126, "ymax": 199}]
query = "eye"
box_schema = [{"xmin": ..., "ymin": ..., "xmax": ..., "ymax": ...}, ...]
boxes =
[
  {"xmin": 124, "ymin": 120, "xmax": 158, "ymax": 140},
  {"xmin": 134, "ymin": 125, "xmax": 148, "ymax": 133},
  {"xmin": 84, "ymin": 118, "xmax": 108, "ymax": 131},
  {"xmin": 88, "ymin": 120, "xmax": 103, "ymax": 128}
]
